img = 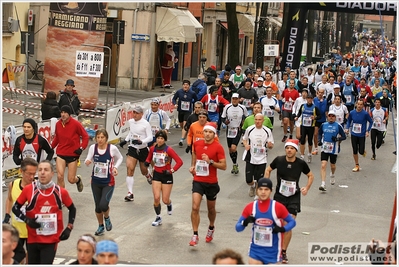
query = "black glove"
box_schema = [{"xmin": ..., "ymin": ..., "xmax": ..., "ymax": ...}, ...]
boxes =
[
  {"xmin": 269, "ymin": 106, "xmax": 275, "ymax": 110},
  {"xmin": 185, "ymin": 145, "xmax": 192, "ymax": 154},
  {"xmin": 242, "ymin": 215, "xmax": 256, "ymax": 227},
  {"xmin": 74, "ymin": 148, "xmax": 83, "ymax": 155},
  {"xmin": 224, "ymin": 119, "xmax": 230, "ymax": 125},
  {"xmin": 59, "ymin": 227, "xmax": 71, "ymax": 241},
  {"xmin": 25, "ymin": 217, "xmax": 41, "ymax": 229},
  {"xmin": 318, "ymin": 141, "xmax": 322, "ymax": 147},
  {"xmin": 351, "ymin": 90, "xmax": 357, "ymax": 96},
  {"xmin": 272, "ymin": 225, "xmax": 286, "ymax": 233},
  {"xmin": 144, "ymin": 162, "xmax": 150, "ymax": 167},
  {"xmin": 331, "ymin": 136, "xmax": 337, "ymax": 142},
  {"xmin": 132, "ymin": 140, "xmax": 142, "ymax": 145},
  {"xmin": 163, "ymin": 170, "xmax": 172, "ymax": 175},
  {"xmin": 119, "ymin": 140, "xmax": 127, "ymax": 148},
  {"xmin": 3, "ymin": 213, "xmax": 11, "ymax": 224}
]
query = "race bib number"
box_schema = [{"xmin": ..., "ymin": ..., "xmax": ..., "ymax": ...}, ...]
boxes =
[
  {"xmin": 153, "ymin": 152, "xmax": 166, "ymax": 167},
  {"xmin": 302, "ymin": 117, "xmax": 312, "ymax": 127},
  {"xmin": 373, "ymin": 118, "xmax": 382, "ymax": 128},
  {"xmin": 284, "ymin": 101, "xmax": 292, "ymax": 111},
  {"xmin": 337, "ymin": 115, "xmax": 343, "ymax": 124},
  {"xmin": 345, "ymin": 94, "xmax": 352, "ymax": 103},
  {"xmin": 227, "ymin": 127, "xmax": 238, "ymax": 138},
  {"xmin": 264, "ymin": 109, "xmax": 274, "ymax": 117},
  {"xmin": 279, "ymin": 179, "xmax": 296, "ymax": 197},
  {"xmin": 352, "ymin": 123, "xmax": 362, "ymax": 134},
  {"xmin": 243, "ymin": 98, "xmax": 252, "ymax": 108},
  {"xmin": 322, "ymin": 141, "xmax": 334, "ymax": 153},
  {"xmin": 35, "ymin": 213, "xmax": 57, "ymax": 236},
  {"xmin": 195, "ymin": 160, "xmax": 209, "ymax": 176},
  {"xmin": 181, "ymin": 101, "xmax": 190, "ymax": 111},
  {"xmin": 208, "ymin": 103, "xmax": 217, "ymax": 112},
  {"xmin": 253, "ymin": 225, "xmax": 273, "ymax": 247},
  {"xmin": 94, "ymin": 162, "xmax": 109, "ymax": 178},
  {"xmin": 151, "ymin": 126, "xmax": 160, "ymax": 136}
]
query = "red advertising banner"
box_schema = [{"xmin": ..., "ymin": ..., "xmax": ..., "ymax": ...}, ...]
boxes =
[{"xmin": 44, "ymin": 3, "xmax": 108, "ymax": 110}]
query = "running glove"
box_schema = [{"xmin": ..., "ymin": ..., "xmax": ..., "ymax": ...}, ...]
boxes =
[
  {"xmin": 269, "ymin": 106, "xmax": 275, "ymax": 110},
  {"xmin": 132, "ymin": 140, "xmax": 142, "ymax": 145},
  {"xmin": 272, "ymin": 225, "xmax": 286, "ymax": 233},
  {"xmin": 2, "ymin": 213, "xmax": 11, "ymax": 224},
  {"xmin": 74, "ymin": 148, "xmax": 83, "ymax": 155},
  {"xmin": 144, "ymin": 162, "xmax": 150, "ymax": 167},
  {"xmin": 242, "ymin": 215, "xmax": 256, "ymax": 226},
  {"xmin": 60, "ymin": 227, "xmax": 71, "ymax": 241},
  {"xmin": 185, "ymin": 145, "xmax": 192, "ymax": 154},
  {"xmin": 25, "ymin": 217, "xmax": 41, "ymax": 229},
  {"xmin": 119, "ymin": 140, "xmax": 127, "ymax": 148},
  {"xmin": 163, "ymin": 170, "xmax": 172, "ymax": 175}
]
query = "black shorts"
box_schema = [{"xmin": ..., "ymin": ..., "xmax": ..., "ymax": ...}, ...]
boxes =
[
  {"xmin": 315, "ymin": 121, "xmax": 323, "ymax": 128},
  {"xmin": 127, "ymin": 147, "xmax": 149, "ymax": 162},
  {"xmin": 192, "ymin": 180, "xmax": 220, "ymax": 200},
  {"xmin": 178, "ymin": 111, "xmax": 191, "ymax": 123},
  {"xmin": 153, "ymin": 170, "xmax": 174, "ymax": 184},
  {"xmin": 300, "ymin": 126, "xmax": 315, "ymax": 145},
  {"xmin": 274, "ymin": 192, "xmax": 300, "ymax": 215},
  {"xmin": 282, "ymin": 110, "xmax": 294, "ymax": 121},
  {"xmin": 351, "ymin": 135, "xmax": 366, "ymax": 155},
  {"xmin": 57, "ymin": 155, "xmax": 78, "ymax": 164},
  {"xmin": 14, "ymin": 237, "xmax": 27, "ymax": 263},
  {"xmin": 226, "ymin": 128, "xmax": 242, "ymax": 147},
  {"xmin": 320, "ymin": 152, "xmax": 337, "ymax": 164}
]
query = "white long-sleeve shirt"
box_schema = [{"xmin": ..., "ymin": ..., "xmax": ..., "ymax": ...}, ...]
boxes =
[
  {"xmin": 85, "ymin": 144, "xmax": 123, "ymax": 169},
  {"xmin": 125, "ymin": 118, "xmax": 153, "ymax": 149}
]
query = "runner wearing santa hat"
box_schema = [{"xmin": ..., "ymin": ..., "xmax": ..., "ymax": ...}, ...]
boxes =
[{"xmin": 263, "ymin": 139, "xmax": 314, "ymax": 264}]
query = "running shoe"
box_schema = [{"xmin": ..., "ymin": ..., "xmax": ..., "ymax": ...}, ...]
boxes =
[
  {"xmin": 352, "ymin": 165, "xmax": 360, "ymax": 172},
  {"xmin": 105, "ymin": 217, "xmax": 112, "ymax": 231},
  {"xmin": 167, "ymin": 203, "xmax": 173, "ymax": 215},
  {"xmin": 281, "ymin": 136, "xmax": 288, "ymax": 142},
  {"xmin": 311, "ymin": 149, "xmax": 318, "ymax": 155},
  {"xmin": 281, "ymin": 251, "xmax": 288, "ymax": 264},
  {"xmin": 124, "ymin": 192, "xmax": 134, "ymax": 202},
  {"xmin": 307, "ymin": 154, "xmax": 312, "ymax": 163},
  {"xmin": 287, "ymin": 127, "xmax": 290, "ymax": 133},
  {"xmin": 289, "ymin": 135, "xmax": 292, "ymax": 139},
  {"xmin": 205, "ymin": 228, "xmax": 215, "ymax": 243},
  {"xmin": 232, "ymin": 164, "xmax": 239, "ymax": 174},
  {"xmin": 189, "ymin": 235, "xmax": 199, "ymax": 246},
  {"xmin": 179, "ymin": 139, "xmax": 184, "ymax": 147},
  {"xmin": 76, "ymin": 175, "xmax": 84, "ymax": 192},
  {"xmin": 371, "ymin": 154, "xmax": 376, "ymax": 160},
  {"xmin": 300, "ymin": 155, "xmax": 305, "ymax": 160},
  {"xmin": 248, "ymin": 184, "xmax": 256, "ymax": 197},
  {"xmin": 95, "ymin": 225, "xmax": 105, "ymax": 236},
  {"xmin": 146, "ymin": 173, "xmax": 153, "ymax": 185},
  {"xmin": 319, "ymin": 185, "xmax": 327, "ymax": 192},
  {"xmin": 330, "ymin": 172, "xmax": 335, "ymax": 185},
  {"xmin": 151, "ymin": 216, "xmax": 162, "ymax": 226},
  {"xmin": 362, "ymin": 150, "xmax": 367, "ymax": 158}
]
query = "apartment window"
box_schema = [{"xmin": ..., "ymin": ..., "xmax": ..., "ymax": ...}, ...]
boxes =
[{"xmin": 3, "ymin": 3, "xmax": 13, "ymax": 33}]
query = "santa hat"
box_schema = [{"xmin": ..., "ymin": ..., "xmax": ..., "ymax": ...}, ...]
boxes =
[
  {"xmin": 284, "ymin": 139, "xmax": 299, "ymax": 151},
  {"xmin": 203, "ymin": 122, "xmax": 217, "ymax": 134}
]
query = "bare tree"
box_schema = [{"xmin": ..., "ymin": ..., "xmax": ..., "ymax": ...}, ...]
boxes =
[
  {"xmin": 306, "ymin": 10, "xmax": 315, "ymax": 64},
  {"xmin": 226, "ymin": 3, "xmax": 240, "ymax": 67}
]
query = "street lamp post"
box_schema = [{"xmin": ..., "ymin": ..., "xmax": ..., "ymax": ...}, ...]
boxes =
[{"xmin": 81, "ymin": 44, "xmax": 111, "ymax": 130}]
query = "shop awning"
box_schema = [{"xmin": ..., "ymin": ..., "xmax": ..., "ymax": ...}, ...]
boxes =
[
  {"xmin": 236, "ymin": 13, "xmax": 255, "ymax": 35},
  {"xmin": 268, "ymin": 16, "xmax": 282, "ymax": 28},
  {"xmin": 156, "ymin": 7, "xmax": 203, "ymax": 43},
  {"xmin": 219, "ymin": 22, "xmax": 245, "ymax": 39}
]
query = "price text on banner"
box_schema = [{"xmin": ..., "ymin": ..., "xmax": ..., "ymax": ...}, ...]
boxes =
[{"xmin": 75, "ymin": 51, "xmax": 104, "ymax": 77}]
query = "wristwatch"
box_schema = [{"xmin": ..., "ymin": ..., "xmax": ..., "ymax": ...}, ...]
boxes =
[{"xmin": 209, "ymin": 160, "xmax": 214, "ymax": 165}]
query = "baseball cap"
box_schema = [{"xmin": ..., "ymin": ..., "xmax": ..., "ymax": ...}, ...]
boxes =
[
  {"xmin": 133, "ymin": 105, "xmax": 143, "ymax": 113},
  {"xmin": 151, "ymin": 98, "xmax": 160, "ymax": 104},
  {"xmin": 257, "ymin": 178, "xmax": 273, "ymax": 190},
  {"xmin": 328, "ymin": 110, "xmax": 336, "ymax": 116},
  {"xmin": 235, "ymin": 65, "xmax": 242, "ymax": 70},
  {"xmin": 65, "ymin": 79, "xmax": 75, "ymax": 86},
  {"xmin": 333, "ymin": 84, "xmax": 340, "ymax": 89},
  {"xmin": 257, "ymin": 77, "xmax": 264, "ymax": 82},
  {"xmin": 232, "ymin": 93, "xmax": 239, "ymax": 98}
]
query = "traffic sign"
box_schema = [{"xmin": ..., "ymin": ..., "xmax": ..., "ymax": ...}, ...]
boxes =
[{"xmin": 131, "ymin": 34, "xmax": 150, "ymax": 42}]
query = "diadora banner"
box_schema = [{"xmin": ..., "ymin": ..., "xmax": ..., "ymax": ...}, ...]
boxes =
[{"xmin": 281, "ymin": 2, "xmax": 397, "ymax": 69}]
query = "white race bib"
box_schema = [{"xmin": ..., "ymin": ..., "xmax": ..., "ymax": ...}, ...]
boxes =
[
  {"xmin": 35, "ymin": 213, "xmax": 57, "ymax": 236},
  {"xmin": 153, "ymin": 152, "xmax": 166, "ymax": 167},
  {"xmin": 302, "ymin": 116, "xmax": 312, "ymax": 127},
  {"xmin": 243, "ymin": 98, "xmax": 252, "ymax": 108},
  {"xmin": 227, "ymin": 127, "xmax": 238, "ymax": 138},
  {"xmin": 279, "ymin": 179, "xmax": 296, "ymax": 197},
  {"xmin": 253, "ymin": 225, "xmax": 273, "ymax": 247},
  {"xmin": 208, "ymin": 103, "xmax": 217, "ymax": 112},
  {"xmin": 322, "ymin": 141, "xmax": 334, "ymax": 153},
  {"xmin": 181, "ymin": 101, "xmax": 190, "ymax": 111},
  {"xmin": 352, "ymin": 123, "xmax": 362, "ymax": 134},
  {"xmin": 151, "ymin": 126, "xmax": 160, "ymax": 136},
  {"xmin": 94, "ymin": 162, "xmax": 109, "ymax": 178},
  {"xmin": 345, "ymin": 94, "xmax": 352, "ymax": 103},
  {"xmin": 284, "ymin": 101, "xmax": 292, "ymax": 111},
  {"xmin": 195, "ymin": 160, "xmax": 209, "ymax": 176},
  {"xmin": 373, "ymin": 118, "xmax": 382, "ymax": 128}
]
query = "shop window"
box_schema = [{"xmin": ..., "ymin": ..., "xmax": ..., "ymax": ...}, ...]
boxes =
[{"xmin": 3, "ymin": 3, "xmax": 13, "ymax": 33}]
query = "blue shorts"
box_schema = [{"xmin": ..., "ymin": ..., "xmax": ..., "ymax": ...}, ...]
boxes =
[{"xmin": 248, "ymin": 243, "xmax": 281, "ymax": 264}]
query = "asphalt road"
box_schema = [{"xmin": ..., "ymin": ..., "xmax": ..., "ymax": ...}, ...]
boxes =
[{"xmin": 2, "ymin": 81, "xmax": 397, "ymax": 265}]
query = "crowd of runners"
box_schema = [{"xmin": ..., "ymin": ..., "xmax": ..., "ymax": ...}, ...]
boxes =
[{"xmin": 2, "ymin": 31, "xmax": 397, "ymax": 264}]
